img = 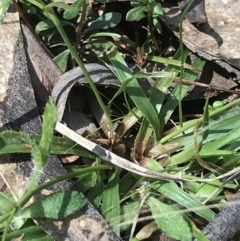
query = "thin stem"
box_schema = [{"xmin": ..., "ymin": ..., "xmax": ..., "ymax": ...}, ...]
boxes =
[
  {"xmin": 18, "ymin": 169, "xmax": 41, "ymax": 205},
  {"xmin": 16, "ymin": 165, "xmax": 110, "ymax": 208},
  {"xmin": 75, "ymin": 0, "xmax": 87, "ymax": 49},
  {"xmin": 0, "ymin": 213, "xmax": 11, "ymax": 227},
  {"xmin": 72, "ymin": 0, "xmax": 87, "ymax": 67},
  {"xmin": 147, "ymin": 10, "xmax": 160, "ymax": 55},
  {"xmin": 2, "ymin": 209, "xmax": 16, "ymax": 241},
  {"xmin": 178, "ymin": 0, "xmax": 196, "ymax": 128},
  {"xmin": 45, "ymin": 7, "xmax": 112, "ymax": 127},
  {"xmin": 0, "ymin": 165, "xmax": 43, "ymax": 233}
]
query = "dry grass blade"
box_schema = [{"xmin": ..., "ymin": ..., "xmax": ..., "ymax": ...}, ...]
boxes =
[
  {"xmin": 55, "ymin": 122, "xmax": 240, "ymax": 183},
  {"xmin": 55, "ymin": 122, "xmax": 189, "ymax": 181}
]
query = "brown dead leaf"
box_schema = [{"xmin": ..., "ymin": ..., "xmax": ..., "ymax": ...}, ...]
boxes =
[
  {"xmin": 60, "ymin": 155, "xmax": 80, "ymax": 164},
  {"xmin": 11, "ymin": 234, "xmax": 24, "ymax": 241},
  {"xmin": 147, "ymin": 142, "xmax": 181, "ymax": 159},
  {"xmin": 135, "ymin": 221, "xmax": 159, "ymax": 240}
]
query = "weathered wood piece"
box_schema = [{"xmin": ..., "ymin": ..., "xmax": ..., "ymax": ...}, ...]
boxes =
[
  {"xmin": 162, "ymin": 0, "xmax": 240, "ymax": 80},
  {"xmin": 21, "ymin": 24, "xmax": 62, "ymax": 109}
]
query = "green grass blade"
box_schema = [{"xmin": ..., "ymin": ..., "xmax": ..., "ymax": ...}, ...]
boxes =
[
  {"xmin": 87, "ymin": 180, "xmax": 104, "ymax": 208},
  {"xmin": 74, "ymin": 171, "xmax": 98, "ymax": 193},
  {"xmin": 203, "ymin": 125, "xmax": 240, "ymax": 151},
  {"xmin": 101, "ymin": 171, "xmax": 120, "ymax": 236},
  {"xmin": 150, "ymin": 48, "xmax": 188, "ymax": 117},
  {"xmin": 160, "ymin": 57, "xmax": 206, "ymax": 126},
  {"xmin": 0, "ymin": 193, "xmax": 17, "ymax": 213},
  {"xmin": 119, "ymin": 173, "xmax": 137, "ymax": 198},
  {"xmin": 199, "ymin": 149, "xmax": 236, "ymax": 157},
  {"xmin": 147, "ymin": 159, "xmax": 215, "ymax": 221},
  {"xmin": 151, "ymin": 181, "xmax": 215, "ymax": 222},
  {"xmin": 168, "ymin": 109, "xmax": 240, "ymax": 149},
  {"xmin": 0, "ymin": 225, "xmax": 52, "ymax": 241},
  {"xmin": 148, "ymin": 55, "xmax": 201, "ymax": 72},
  {"xmin": 170, "ymin": 144, "xmax": 196, "ymax": 165},
  {"xmin": 194, "ymin": 175, "xmax": 222, "ymax": 199},
  {"xmin": 160, "ymin": 98, "xmax": 240, "ymax": 144},
  {"xmin": 191, "ymin": 222, "xmax": 211, "ymax": 241},
  {"xmin": 107, "ymin": 45, "xmax": 160, "ymax": 137}
]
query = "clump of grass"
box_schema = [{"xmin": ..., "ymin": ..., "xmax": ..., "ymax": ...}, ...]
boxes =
[{"xmin": 1, "ymin": 0, "xmax": 240, "ymax": 240}]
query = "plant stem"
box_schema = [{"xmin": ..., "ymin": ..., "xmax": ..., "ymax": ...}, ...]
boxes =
[
  {"xmin": 2, "ymin": 209, "xmax": 16, "ymax": 241},
  {"xmin": 178, "ymin": 0, "xmax": 196, "ymax": 128},
  {"xmin": 16, "ymin": 165, "xmax": 110, "ymax": 208},
  {"xmin": 0, "ymin": 166, "xmax": 43, "ymax": 232},
  {"xmin": 25, "ymin": 0, "xmax": 112, "ymax": 127},
  {"xmin": 0, "ymin": 213, "xmax": 10, "ymax": 227},
  {"xmin": 45, "ymin": 6, "xmax": 112, "ymax": 127},
  {"xmin": 75, "ymin": 0, "xmax": 87, "ymax": 50}
]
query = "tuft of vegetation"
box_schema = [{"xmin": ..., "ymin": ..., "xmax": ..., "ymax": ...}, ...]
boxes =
[{"xmin": 1, "ymin": 0, "xmax": 240, "ymax": 240}]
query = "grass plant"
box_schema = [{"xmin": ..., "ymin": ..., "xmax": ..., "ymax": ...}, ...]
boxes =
[{"xmin": 1, "ymin": 0, "xmax": 240, "ymax": 240}]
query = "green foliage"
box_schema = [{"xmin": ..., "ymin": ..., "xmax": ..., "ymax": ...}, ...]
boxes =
[
  {"xmin": 86, "ymin": 12, "xmax": 122, "ymax": 32},
  {"xmin": 0, "ymin": 0, "xmax": 11, "ymax": 24},
  {"xmin": 0, "ymin": 131, "xmax": 94, "ymax": 158},
  {"xmin": 130, "ymin": 238, "xmax": 139, "ymax": 241},
  {"xmin": 126, "ymin": 0, "xmax": 163, "ymax": 36},
  {"xmin": 212, "ymin": 100, "xmax": 224, "ymax": 109},
  {"xmin": 101, "ymin": 171, "xmax": 121, "ymax": 236},
  {"xmin": 35, "ymin": 19, "xmax": 73, "ymax": 33},
  {"xmin": 147, "ymin": 196, "xmax": 192, "ymax": 241},
  {"xmin": 87, "ymin": 180, "xmax": 104, "ymax": 208},
  {"xmin": 1, "ymin": 0, "xmax": 240, "ymax": 240},
  {"xmin": 39, "ymin": 98, "xmax": 57, "ymax": 167},
  {"xmin": 121, "ymin": 201, "xmax": 140, "ymax": 230},
  {"xmin": 126, "ymin": 6, "xmax": 147, "ymax": 22},
  {"xmin": 0, "ymin": 193, "xmax": 17, "ymax": 214},
  {"xmin": 151, "ymin": 181, "xmax": 215, "ymax": 222},
  {"xmin": 63, "ymin": 0, "xmax": 84, "ymax": 20},
  {"xmin": 107, "ymin": 45, "xmax": 160, "ymax": 138},
  {"xmin": 75, "ymin": 170, "xmax": 98, "ymax": 193},
  {"xmin": 0, "ymin": 101, "xmax": 89, "ymax": 240},
  {"xmin": 0, "ymin": 225, "xmax": 52, "ymax": 241},
  {"xmin": 194, "ymin": 174, "xmax": 222, "ymax": 199},
  {"xmin": 148, "ymin": 0, "xmax": 163, "ymax": 16},
  {"xmin": 20, "ymin": 191, "xmax": 85, "ymax": 219},
  {"xmin": 53, "ymin": 49, "xmax": 70, "ymax": 72},
  {"xmin": 18, "ymin": 0, "xmax": 37, "ymax": 14},
  {"xmin": 191, "ymin": 222, "xmax": 211, "ymax": 241}
]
